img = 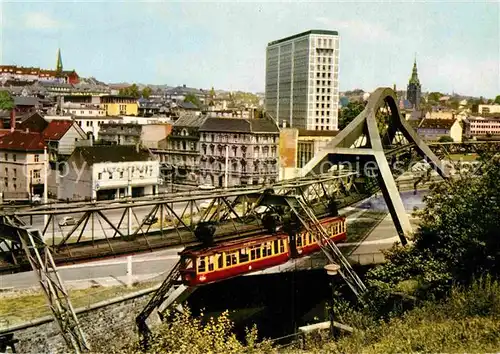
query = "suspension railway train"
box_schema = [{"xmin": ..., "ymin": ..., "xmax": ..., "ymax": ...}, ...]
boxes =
[{"xmin": 179, "ymin": 215, "xmax": 347, "ymax": 286}]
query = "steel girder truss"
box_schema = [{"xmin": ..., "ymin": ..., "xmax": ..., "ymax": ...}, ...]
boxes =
[
  {"xmin": 301, "ymin": 87, "xmax": 449, "ymax": 245},
  {"xmin": 0, "ymin": 172, "xmax": 360, "ymax": 266},
  {"xmin": 0, "ymin": 216, "xmax": 89, "ymax": 353}
]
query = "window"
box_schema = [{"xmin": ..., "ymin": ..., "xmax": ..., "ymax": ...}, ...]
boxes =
[
  {"xmin": 4, "ymin": 167, "xmax": 7, "ymax": 175},
  {"xmin": 250, "ymin": 245, "xmax": 261, "ymax": 260},
  {"xmin": 13, "ymin": 154, "xmax": 16, "ymax": 162},
  {"xmin": 33, "ymin": 170, "xmax": 41, "ymax": 179},
  {"xmin": 279, "ymin": 239, "xmax": 285, "ymax": 253},
  {"xmin": 98, "ymin": 173, "xmax": 102, "ymax": 179},
  {"xmin": 239, "ymin": 248, "xmax": 249, "ymax": 263},
  {"xmin": 120, "ymin": 171, "xmax": 124, "ymax": 178},
  {"xmin": 4, "ymin": 153, "xmax": 7, "ymax": 161},
  {"xmin": 226, "ymin": 252, "xmax": 238, "ymax": 266},
  {"xmin": 109, "ymin": 172, "xmax": 113, "ymax": 179},
  {"xmin": 13, "ymin": 168, "xmax": 16, "ymax": 176},
  {"xmin": 197, "ymin": 257, "xmax": 206, "ymax": 272}
]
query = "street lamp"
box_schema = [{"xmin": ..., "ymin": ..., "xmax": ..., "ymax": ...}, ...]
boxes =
[{"xmin": 324, "ymin": 263, "xmax": 341, "ymax": 338}]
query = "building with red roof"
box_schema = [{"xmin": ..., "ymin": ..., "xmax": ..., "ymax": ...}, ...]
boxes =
[
  {"xmin": 42, "ymin": 119, "xmax": 87, "ymax": 160},
  {"xmin": 0, "ymin": 130, "xmax": 47, "ymax": 197}
]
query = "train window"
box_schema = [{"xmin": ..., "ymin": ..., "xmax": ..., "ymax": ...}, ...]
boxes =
[
  {"xmin": 225, "ymin": 251, "xmax": 238, "ymax": 266},
  {"xmin": 208, "ymin": 255, "xmax": 215, "ymax": 271},
  {"xmin": 239, "ymin": 248, "xmax": 249, "ymax": 263},
  {"xmin": 198, "ymin": 257, "xmax": 206, "ymax": 273},
  {"xmin": 217, "ymin": 253, "xmax": 224, "ymax": 269},
  {"xmin": 308, "ymin": 232, "xmax": 312, "ymax": 244},
  {"xmin": 250, "ymin": 245, "xmax": 261, "ymax": 260},
  {"xmin": 273, "ymin": 240, "xmax": 278, "ymax": 254},
  {"xmin": 262, "ymin": 242, "xmax": 272, "ymax": 257},
  {"xmin": 279, "ymin": 239, "xmax": 285, "ymax": 253},
  {"xmin": 297, "ymin": 235, "xmax": 302, "ymax": 247}
]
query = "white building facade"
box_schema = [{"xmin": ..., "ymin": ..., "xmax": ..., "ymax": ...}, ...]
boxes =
[
  {"xmin": 265, "ymin": 29, "xmax": 340, "ymax": 131},
  {"xmin": 59, "ymin": 145, "xmax": 160, "ymax": 201}
]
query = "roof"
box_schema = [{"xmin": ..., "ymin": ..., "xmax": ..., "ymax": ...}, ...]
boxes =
[
  {"xmin": 72, "ymin": 145, "xmax": 154, "ymax": 165},
  {"xmin": 42, "ymin": 120, "xmax": 74, "ymax": 140},
  {"xmin": 0, "ymin": 131, "xmax": 46, "ymax": 151},
  {"xmin": 176, "ymin": 101, "xmax": 199, "ymax": 110},
  {"xmin": 174, "ymin": 112, "xmax": 207, "ymax": 127},
  {"xmin": 418, "ymin": 119, "xmax": 457, "ymax": 130},
  {"xmin": 17, "ymin": 112, "xmax": 48, "ymax": 133},
  {"xmin": 200, "ymin": 118, "xmax": 279, "ymax": 133},
  {"xmin": 14, "ymin": 96, "xmax": 38, "ymax": 106},
  {"xmin": 268, "ymin": 30, "xmax": 339, "ymax": 46}
]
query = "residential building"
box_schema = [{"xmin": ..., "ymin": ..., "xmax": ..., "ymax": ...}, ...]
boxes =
[
  {"xmin": 59, "ymin": 145, "xmax": 160, "ymax": 201},
  {"xmin": 14, "ymin": 96, "xmax": 39, "ymax": 115},
  {"xmin": 45, "ymin": 114, "xmax": 119, "ymax": 142},
  {"xmin": 42, "ymin": 120, "xmax": 87, "ymax": 160},
  {"xmin": 99, "ymin": 122, "xmax": 172, "ymax": 147},
  {"xmin": 63, "ymin": 102, "xmax": 105, "ymax": 117},
  {"xmin": 407, "ymin": 59, "xmax": 421, "ymax": 109},
  {"xmin": 101, "ymin": 96, "xmax": 138, "ymax": 116},
  {"xmin": 99, "ymin": 122, "xmax": 142, "ymax": 145},
  {"xmin": 138, "ymin": 99, "xmax": 163, "ymax": 117},
  {"xmin": 198, "ymin": 118, "xmax": 280, "ymax": 186},
  {"xmin": 474, "ymin": 104, "xmax": 500, "ymax": 115},
  {"xmin": 265, "ymin": 29, "xmax": 340, "ymax": 131},
  {"xmin": 0, "ymin": 130, "xmax": 46, "ymax": 197},
  {"xmin": 425, "ymin": 110, "xmax": 456, "ymax": 120},
  {"xmin": 464, "ymin": 116, "xmax": 500, "ymax": 137},
  {"xmin": 416, "ymin": 119, "xmax": 463, "ymax": 142},
  {"xmin": 164, "ymin": 113, "xmax": 207, "ymax": 185}
]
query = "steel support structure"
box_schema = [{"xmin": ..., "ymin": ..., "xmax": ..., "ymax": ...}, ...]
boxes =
[
  {"xmin": 301, "ymin": 87, "xmax": 451, "ymax": 245},
  {"xmin": 0, "ymin": 216, "xmax": 89, "ymax": 352}
]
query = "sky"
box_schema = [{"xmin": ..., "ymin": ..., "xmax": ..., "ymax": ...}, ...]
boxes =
[{"xmin": 0, "ymin": 1, "xmax": 499, "ymax": 97}]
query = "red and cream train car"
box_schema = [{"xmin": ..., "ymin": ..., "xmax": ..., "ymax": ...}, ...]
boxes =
[{"xmin": 179, "ymin": 215, "xmax": 346, "ymax": 286}]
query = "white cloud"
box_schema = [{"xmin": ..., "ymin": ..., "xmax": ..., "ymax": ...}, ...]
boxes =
[
  {"xmin": 24, "ymin": 12, "xmax": 64, "ymax": 30},
  {"xmin": 425, "ymin": 56, "xmax": 499, "ymax": 97},
  {"xmin": 316, "ymin": 17, "xmax": 395, "ymax": 42}
]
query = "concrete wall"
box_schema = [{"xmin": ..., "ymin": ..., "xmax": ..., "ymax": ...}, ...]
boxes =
[
  {"xmin": 1, "ymin": 287, "xmax": 157, "ymax": 354},
  {"xmin": 58, "ymin": 153, "xmax": 92, "ymax": 200}
]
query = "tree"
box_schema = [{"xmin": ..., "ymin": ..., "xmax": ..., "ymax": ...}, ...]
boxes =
[
  {"xmin": 367, "ymin": 157, "xmax": 500, "ymax": 300},
  {"xmin": 119, "ymin": 84, "xmax": 140, "ymax": 98},
  {"xmin": 494, "ymin": 95, "xmax": 500, "ymax": 105},
  {"xmin": 0, "ymin": 91, "xmax": 14, "ymax": 111},
  {"xmin": 438, "ymin": 135, "xmax": 454, "ymax": 143},
  {"xmin": 427, "ymin": 92, "xmax": 443, "ymax": 104},
  {"xmin": 338, "ymin": 101, "xmax": 366, "ymax": 130},
  {"xmin": 184, "ymin": 93, "xmax": 201, "ymax": 107},
  {"xmin": 141, "ymin": 87, "xmax": 152, "ymax": 99}
]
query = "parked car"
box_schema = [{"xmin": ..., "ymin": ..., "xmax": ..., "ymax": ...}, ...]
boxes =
[
  {"xmin": 143, "ymin": 215, "xmax": 158, "ymax": 225},
  {"xmin": 59, "ymin": 216, "xmax": 76, "ymax": 227}
]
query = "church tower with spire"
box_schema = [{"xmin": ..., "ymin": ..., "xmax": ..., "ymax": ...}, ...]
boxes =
[
  {"xmin": 56, "ymin": 48, "xmax": 63, "ymax": 74},
  {"xmin": 407, "ymin": 58, "xmax": 421, "ymax": 110}
]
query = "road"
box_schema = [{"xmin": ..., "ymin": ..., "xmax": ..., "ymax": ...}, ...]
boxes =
[{"xmin": 0, "ymin": 247, "xmax": 182, "ymax": 290}]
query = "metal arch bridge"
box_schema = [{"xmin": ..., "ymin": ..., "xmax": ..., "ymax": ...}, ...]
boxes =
[{"xmin": 1, "ymin": 87, "xmax": 500, "ymax": 352}]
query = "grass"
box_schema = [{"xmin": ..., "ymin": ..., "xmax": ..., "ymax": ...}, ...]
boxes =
[
  {"xmin": 448, "ymin": 153, "xmax": 479, "ymax": 161},
  {"xmin": 297, "ymin": 277, "xmax": 500, "ymax": 353},
  {"xmin": 0, "ymin": 281, "xmax": 158, "ymax": 329}
]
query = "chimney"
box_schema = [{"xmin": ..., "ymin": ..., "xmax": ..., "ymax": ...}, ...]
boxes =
[{"xmin": 10, "ymin": 110, "xmax": 15, "ymax": 132}]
